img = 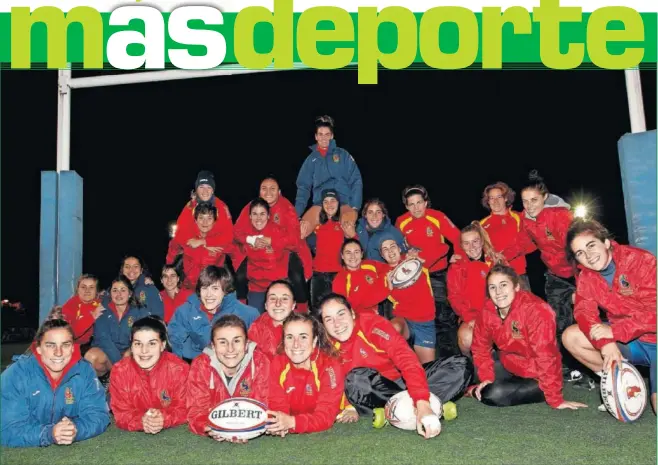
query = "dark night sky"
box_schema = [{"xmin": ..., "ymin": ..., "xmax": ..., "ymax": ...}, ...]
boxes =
[{"xmin": 2, "ymin": 68, "xmax": 656, "ymax": 326}]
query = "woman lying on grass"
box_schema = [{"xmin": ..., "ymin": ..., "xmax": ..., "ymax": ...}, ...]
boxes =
[
  {"xmin": 266, "ymin": 312, "xmax": 345, "ymax": 436},
  {"xmin": 109, "ymin": 316, "xmax": 189, "ymax": 433}
]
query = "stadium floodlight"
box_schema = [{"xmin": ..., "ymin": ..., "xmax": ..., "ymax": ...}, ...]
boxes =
[
  {"xmin": 168, "ymin": 221, "xmax": 178, "ymax": 239},
  {"xmin": 574, "ymin": 205, "xmax": 588, "ymax": 219}
]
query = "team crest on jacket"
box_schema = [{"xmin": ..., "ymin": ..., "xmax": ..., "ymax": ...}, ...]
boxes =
[
  {"xmin": 359, "ymin": 348, "xmax": 368, "ymax": 358},
  {"xmin": 365, "ymin": 275, "xmax": 374, "ymax": 285},
  {"xmin": 511, "ymin": 321, "xmax": 522, "ymax": 339},
  {"xmin": 139, "ymin": 291, "xmax": 147, "ymax": 303},
  {"xmin": 501, "ymin": 219, "xmax": 506, "ymax": 225},
  {"xmin": 239, "ymin": 379, "xmax": 251, "ymax": 396},
  {"xmin": 426, "ymin": 227, "xmax": 433, "ymax": 237},
  {"xmin": 305, "ymin": 384, "xmax": 313, "ymax": 395},
  {"xmin": 545, "ymin": 227, "xmax": 555, "ymax": 241},
  {"xmin": 160, "ymin": 389, "xmax": 172, "ymax": 407},
  {"xmin": 332, "ymin": 154, "xmax": 340, "ymax": 163},
  {"xmin": 481, "ymin": 270, "xmax": 487, "ymax": 278},
  {"xmin": 618, "ymin": 275, "xmax": 633, "ymax": 295},
  {"xmin": 65, "ymin": 387, "xmax": 75, "ymax": 405},
  {"xmin": 273, "ymin": 213, "xmax": 280, "ymax": 224},
  {"xmin": 128, "ymin": 316, "xmax": 134, "ymax": 328}
]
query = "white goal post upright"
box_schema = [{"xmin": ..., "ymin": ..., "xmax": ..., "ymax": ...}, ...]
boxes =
[{"xmin": 624, "ymin": 68, "xmax": 647, "ymax": 134}]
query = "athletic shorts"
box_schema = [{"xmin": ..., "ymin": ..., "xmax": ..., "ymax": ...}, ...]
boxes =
[
  {"xmin": 406, "ymin": 320, "xmax": 436, "ymax": 349},
  {"xmin": 618, "ymin": 339, "xmax": 656, "ymax": 394}
]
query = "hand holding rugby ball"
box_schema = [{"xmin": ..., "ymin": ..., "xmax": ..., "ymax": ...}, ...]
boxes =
[
  {"xmin": 207, "ymin": 397, "xmax": 268, "ymax": 441},
  {"xmin": 600, "ymin": 360, "xmax": 648, "ymax": 423},
  {"xmin": 384, "ymin": 391, "xmax": 443, "ymax": 437}
]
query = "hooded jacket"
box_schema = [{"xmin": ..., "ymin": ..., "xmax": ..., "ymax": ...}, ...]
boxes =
[
  {"xmin": 92, "ymin": 303, "xmax": 152, "ymax": 364},
  {"xmin": 186, "ymin": 342, "xmax": 270, "ymax": 436},
  {"xmin": 356, "ymin": 216, "xmax": 407, "ymax": 263}
]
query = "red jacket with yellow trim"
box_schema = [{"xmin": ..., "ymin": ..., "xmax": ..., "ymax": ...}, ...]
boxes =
[
  {"xmin": 186, "ymin": 343, "xmax": 269, "ymax": 436},
  {"xmin": 332, "ymin": 313, "xmax": 430, "ymax": 405},
  {"xmin": 503, "ymin": 207, "xmax": 573, "ymax": 279},
  {"xmin": 447, "ymin": 258, "xmax": 492, "ymax": 323},
  {"xmin": 109, "ymin": 351, "xmax": 189, "ymax": 432},
  {"xmin": 268, "ymin": 351, "xmax": 344, "ymax": 434},
  {"xmin": 471, "ymin": 290, "xmax": 564, "ymax": 408},
  {"xmin": 332, "ymin": 260, "xmax": 390, "ymax": 315},
  {"xmin": 247, "ymin": 313, "xmax": 283, "ymax": 360},
  {"xmin": 373, "ymin": 260, "xmax": 435, "ymax": 322},
  {"xmin": 61, "ymin": 296, "xmax": 100, "ymax": 345},
  {"xmin": 395, "ymin": 208, "xmax": 463, "ymax": 273},
  {"xmin": 574, "ymin": 242, "xmax": 656, "ymax": 350},
  {"xmin": 480, "ymin": 209, "xmax": 526, "ymax": 276}
]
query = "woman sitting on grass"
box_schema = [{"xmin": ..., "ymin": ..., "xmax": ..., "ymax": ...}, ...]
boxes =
[
  {"xmin": 469, "ymin": 264, "xmax": 588, "ymax": 410},
  {"xmin": 266, "ymin": 312, "xmax": 344, "ymax": 436},
  {"xmin": 1, "ymin": 319, "xmax": 110, "ymax": 448},
  {"xmin": 186, "ymin": 315, "xmax": 270, "ymax": 443},
  {"xmin": 110, "ymin": 316, "xmax": 189, "ymax": 434}
]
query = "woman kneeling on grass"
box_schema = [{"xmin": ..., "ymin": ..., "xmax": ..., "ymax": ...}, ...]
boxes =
[
  {"xmin": 318, "ymin": 293, "xmax": 472, "ymax": 439},
  {"xmin": 1, "ymin": 319, "xmax": 110, "ymax": 448},
  {"xmin": 109, "ymin": 316, "xmax": 189, "ymax": 433},
  {"xmin": 266, "ymin": 313, "xmax": 345, "ymax": 436},
  {"xmin": 469, "ymin": 264, "xmax": 587, "ymax": 410},
  {"xmin": 186, "ymin": 315, "xmax": 270, "ymax": 443}
]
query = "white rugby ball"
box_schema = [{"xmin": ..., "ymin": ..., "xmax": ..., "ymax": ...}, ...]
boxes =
[
  {"xmin": 384, "ymin": 390, "xmax": 442, "ymax": 431},
  {"xmin": 207, "ymin": 397, "xmax": 268, "ymax": 440},
  {"xmin": 600, "ymin": 360, "xmax": 647, "ymax": 423}
]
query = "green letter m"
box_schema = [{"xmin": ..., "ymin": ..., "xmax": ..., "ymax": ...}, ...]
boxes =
[{"xmin": 11, "ymin": 6, "xmax": 103, "ymax": 69}]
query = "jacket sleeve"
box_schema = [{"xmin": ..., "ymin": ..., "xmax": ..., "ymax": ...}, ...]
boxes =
[
  {"xmin": 92, "ymin": 318, "xmax": 122, "ymax": 364},
  {"xmin": 503, "ymin": 225, "xmax": 537, "ymax": 261},
  {"xmin": 186, "ymin": 359, "xmax": 212, "ymax": 436},
  {"xmin": 62, "ymin": 302, "xmax": 95, "ymax": 342},
  {"xmin": 167, "ymin": 305, "xmax": 190, "ymax": 357},
  {"xmin": 306, "ymin": 231, "xmax": 317, "ymax": 256},
  {"xmin": 573, "ymin": 277, "xmax": 612, "ymax": 350},
  {"xmin": 173, "ymin": 204, "xmax": 196, "ymax": 247},
  {"xmin": 293, "ymin": 361, "xmax": 344, "ymax": 434},
  {"xmin": 526, "ymin": 304, "xmax": 564, "ymax": 408},
  {"xmin": 252, "ymin": 354, "xmax": 271, "ymax": 407},
  {"xmin": 267, "ymin": 358, "xmax": 291, "ymax": 413},
  {"xmin": 70, "ymin": 364, "xmax": 111, "ymax": 441},
  {"xmin": 292, "ymin": 239, "xmax": 314, "ymax": 281},
  {"xmin": 0, "ymin": 364, "xmax": 56, "ymax": 447},
  {"xmin": 612, "ymin": 253, "xmax": 657, "ymax": 343},
  {"xmin": 166, "ymin": 238, "xmax": 183, "ymax": 264},
  {"xmin": 162, "ymin": 362, "xmax": 190, "ymax": 429},
  {"xmin": 370, "ymin": 321, "xmax": 430, "ymax": 405},
  {"xmin": 438, "ymin": 211, "xmax": 465, "ymax": 258},
  {"xmin": 109, "ymin": 365, "xmax": 147, "ymax": 431},
  {"xmin": 295, "ymin": 157, "xmax": 314, "ymax": 217},
  {"xmin": 471, "ymin": 313, "xmax": 495, "ymax": 383},
  {"xmin": 145, "ymin": 285, "xmax": 165, "ymax": 319},
  {"xmin": 344, "ymin": 151, "xmax": 363, "ymax": 210},
  {"xmin": 233, "ymin": 204, "xmax": 251, "ymax": 246},
  {"xmin": 447, "ymin": 265, "xmax": 472, "ymax": 322},
  {"xmin": 353, "ymin": 273, "xmax": 390, "ymax": 311}
]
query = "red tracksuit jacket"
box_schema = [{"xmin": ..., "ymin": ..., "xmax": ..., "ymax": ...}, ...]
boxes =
[
  {"xmin": 471, "ymin": 290, "xmax": 564, "ymax": 408},
  {"xmin": 109, "ymin": 351, "xmax": 190, "ymax": 431},
  {"xmin": 241, "ymin": 222, "xmax": 312, "ymax": 292},
  {"xmin": 268, "ymin": 351, "xmax": 344, "ymax": 434},
  {"xmin": 311, "ymin": 220, "xmax": 351, "ymax": 273},
  {"xmin": 186, "ymin": 344, "xmax": 270, "ymax": 436},
  {"xmin": 332, "ymin": 260, "xmax": 390, "ymax": 315},
  {"xmin": 447, "ymin": 258, "xmax": 492, "ymax": 323},
  {"xmin": 574, "ymin": 242, "xmax": 657, "ymax": 350},
  {"xmin": 247, "ymin": 313, "xmax": 283, "ymax": 360},
  {"xmin": 160, "ymin": 289, "xmax": 194, "ymax": 324},
  {"xmin": 233, "ymin": 196, "xmax": 313, "ymax": 271},
  {"xmin": 504, "ymin": 207, "xmax": 574, "ymax": 279},
  {"xmin": 374, "ymin": 260, "xmax": 435, "ymax": 322},
  {"xmin": 331, "ymin": 313, "xmax": 430, "ymax": 405},
  {"xmin": 480, "ymin": 209, "xmax": 527, "ymax": 276},
  {"xmin": 61, "ymin": 296, "xmax": 101, "ymax": 345},
  {"xmin": 167, "ymin": 198, "xmax": 234, "ymax": 263},
  {"xmin": 395, "ymin": 209, "xmax": 463, "ymax": 273},
  {"xmin": 181, "ymin": 240, "xmax": 228, "ymax": 289}
]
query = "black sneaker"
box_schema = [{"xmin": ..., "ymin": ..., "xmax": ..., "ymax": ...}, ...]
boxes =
[{"xmin": 572, "ymin": 374, "xmax": 597, "ymax": 391}]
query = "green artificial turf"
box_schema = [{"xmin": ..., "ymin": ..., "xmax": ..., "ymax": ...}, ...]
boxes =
[{"xmin": 2, "ymin": 385, "xmax": 655, "ymax": 465}]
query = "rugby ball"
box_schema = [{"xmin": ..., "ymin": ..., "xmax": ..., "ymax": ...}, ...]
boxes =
[
  {"xmin": 390, "ymin": 258, "xmax": 423, "ymax": 289},
  {"xmin": 384, "ymin": 390, "xmax": 442, "ymax": 431},
  {"xmin": 600, "ymin": 360, "xmax": 647, "ymax": 423},
  {"xmin": 207, "ymin": 397, "xmax": 268, "ymax": 440}
]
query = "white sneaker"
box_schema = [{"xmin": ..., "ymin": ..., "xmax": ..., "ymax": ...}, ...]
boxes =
[
  {"xmin": 567, "ymin": 370, "xmax": 583, "ymax": 382},
  {"xmin": 598, "ymin": 404, "xmax": 607, "ymax": 412}
]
